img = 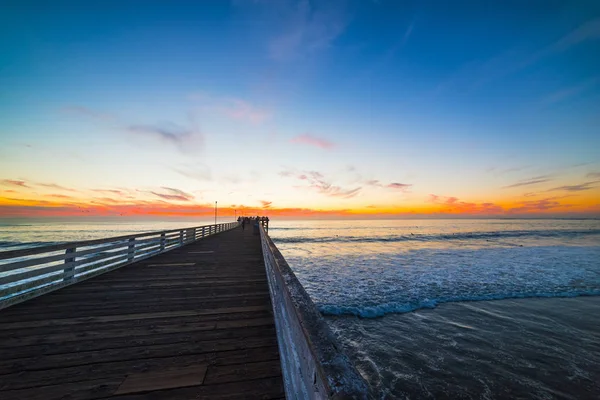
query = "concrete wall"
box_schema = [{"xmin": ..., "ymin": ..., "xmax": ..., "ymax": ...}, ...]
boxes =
[{"xmin": 259, "ymin": 225, "xmax": 370, "ymax": 399}]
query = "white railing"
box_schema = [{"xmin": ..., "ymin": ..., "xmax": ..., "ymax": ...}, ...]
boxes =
[
  {"xmin": 0, "ymin": 222, "xmax": 239, "ymax": 310},
  {"xmin": 259, "ymin": 224, "xmax": 369, "ymax": 399}
]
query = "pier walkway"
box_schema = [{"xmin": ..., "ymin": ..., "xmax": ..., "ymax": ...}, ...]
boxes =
[{"xmin": 0, "ymin": 226, "xmax": 284, "ymax": 399}]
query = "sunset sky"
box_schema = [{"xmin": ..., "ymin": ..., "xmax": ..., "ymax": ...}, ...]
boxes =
[{"xmin": 1, "ymin": 0, "xmax": 599, "ymax": 219}]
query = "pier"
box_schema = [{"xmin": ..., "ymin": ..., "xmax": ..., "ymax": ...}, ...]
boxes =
[{"xmin": 0, "ymin": 221, "xmax": 368, "ymax": 399}]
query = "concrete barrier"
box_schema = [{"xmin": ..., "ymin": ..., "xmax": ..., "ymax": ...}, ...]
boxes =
[{"xmin": 259, "ymin": 225, "xmax": 370, "ymax": 399}]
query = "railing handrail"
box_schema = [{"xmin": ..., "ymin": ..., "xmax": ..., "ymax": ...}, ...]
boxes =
[
  {"xmin": 259, "ymin": 224, "xmax": 369, "ymax": 399},
  {"xmin": 0, "ymin": 223, "xmax": 228, "ymax": 259},
  {"xmin": 0, "ymin": 221, "xmax": 239, "ymax": 310}
]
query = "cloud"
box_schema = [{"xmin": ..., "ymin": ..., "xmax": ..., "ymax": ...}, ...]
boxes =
[
  {"xmin": 386, "ymin": 183, "xmax": 412, "ymax": 190},
  {"xmin": 260, "ymin": 200, "xmax": 273, "ymax": 208},
  {"xmin": 290, "ymin": 134, "xmax": 335, "ymax": 149},
  {"xmin": 1, "ymin": 179, "xmax": 29, "ymax": 188},
  {"xmin": 221, "ymin": 99, "xmax": 271, "ymax": 124},
  {"xmin": 547, "ymin": 181, "xmax": 600, "ymax": 192},
  {"xmin": 503, "ymin": 175, "xmax": 552, "ymax": 188},
  {"xmin": 61, "ymin": 106, "xmax": 114, "ymax": 121},
  {"xmin": 550, "ymin": 18, "xmax": 600, "ymax": 53},
  {"xmin": 267, "ymin": 0, "xmax": 350, "ymax": 61},
  {"xmin": 429, "ymin": 194, "xmax": 503, "ymax": 214},
  {"xmin": 282, "ymin": 169, "xmax": 361, "ymax": 198},
  {"xmin": 36, "ymin": 182, "xmax": 77, "ymax": 192},
  {"xmin": 189, "ymin": 93, "xmax": 271, "ymax": 124},
  {"xmin": 91, "ymin": 189, "xmax": 129, "ymax": 197},
  {"xmin": 150, "ymin": 187, "xmax": 194, "ymax": 202},
  {"xmin": 47, "ymin": 194, "xmax": 73, "ymax": 199},
  {"xmin": 541, "ymin": 77, "xmax": 599, "ymax": 105},
  {"xmin": 587, "ymin": 172, "xmax": 600, "ymax": 179},
  {"xmin": 172, "ymin": 163, "xmax": 212, "ymax": 181},
  {"xmin": 364, "ymin": 180, "xmax": 412, "ymax": 191},
  {"xmin": 128, "ymin": 121, "xmax": 203, "ymax": 152},
  {"xmin": 508, "ymin": 198, "xmax": 571, "ymax": 214}
]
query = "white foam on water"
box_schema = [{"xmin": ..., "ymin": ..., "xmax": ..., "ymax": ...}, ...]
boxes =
[{"xmin": 284, "ymin": 245, "xmax": 600, "ymax": 317}]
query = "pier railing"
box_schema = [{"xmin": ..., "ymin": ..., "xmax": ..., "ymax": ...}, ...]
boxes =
[
  {"xmin": 259, "ymin": 224, "xmax": 369, "ymax": 399},
  {"xmin": 0, "ymin": 222, "xmax": 238, "ymax": 310}
]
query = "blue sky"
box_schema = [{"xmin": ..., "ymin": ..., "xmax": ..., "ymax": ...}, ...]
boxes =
[{"xmin": 1, "ymin": 0, "xmax": 599, "ymax": 218}]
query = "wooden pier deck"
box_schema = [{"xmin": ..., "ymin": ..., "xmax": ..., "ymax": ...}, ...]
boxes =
[{"xmin": 0, "ymin": 226, "xmax": 284, "ymax": 399}]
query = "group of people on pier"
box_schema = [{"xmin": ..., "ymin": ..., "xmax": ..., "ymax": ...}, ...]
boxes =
[{"xmin": 237, "ymin": 216, "xmax": 269, "ymax": 232}]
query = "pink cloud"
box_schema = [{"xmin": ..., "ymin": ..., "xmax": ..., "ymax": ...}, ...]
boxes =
[
  {"xmin": 429, "ymin": 194, "xmax": 503, "ymax": 214},
  {"xmin": 150, "ymin": 187, "xmax": 194, "ymax": 202},
  {"xmin": 290, "ymin": 134, "xmax": 335, "ymax": 150},
  {"xmin": 386, "ymin": 183, "xmax": 412, "ymax": 191},
  {"xmin": 1, "ymin": 179, "xmax": 29, "ymax": 188}
]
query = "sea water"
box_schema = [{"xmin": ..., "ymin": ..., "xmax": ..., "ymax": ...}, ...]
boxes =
[{"xmin": 270, "ymin": 219, "xmax": 600, "ymax": 399}]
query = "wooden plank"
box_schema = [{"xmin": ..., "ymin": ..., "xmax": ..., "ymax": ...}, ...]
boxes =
[
  {"xmin": 146, "ymin": 263, "xmax": 195, "ymax": 267},
  {"xmin": 0, "ymin": 346, "xmax": 280, "ymax": 391},
  {"xmin": 0, "ymin": 325, "xmax": 276, "ymax": 364},
  {"xmin": 0, "ymin": 226, "xmax": 283, "ymax": 399},
  {"xmin": 114, "ymin": 364, "xmax": 208, "ymax": 394},
  {"xmin": 203, "ymin": 360, "xmax": 281, "ymax": 385},
  {"xmin": 0, "ymin": 305, "xmax": 270, "ymax": 330}
]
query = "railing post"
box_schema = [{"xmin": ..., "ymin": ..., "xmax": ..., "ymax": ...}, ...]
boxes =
[
  {"xmin": 128, "ymin": 238, "xmax": 135, "ymax": 262},
  {"xmin": 192, "ymin": 227, "xmax": 196, "ymax": 241},
  {"xmin": 63, "ymin": 247, "xmax": 76, "ymax": 281},
  {"xmin": 160, "ymin": 232, "xmax": 166, "ymax": 251},
  {"xmin": 202, "ymin": 226, "xmax": 205, "ymax": 237},
  {"xmin": 179, "ymin": 230, "xmax": 184, "ymax": 246}
]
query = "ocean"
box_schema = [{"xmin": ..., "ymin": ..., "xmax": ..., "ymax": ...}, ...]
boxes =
[
  {"xmin": 1, "ymin": 218, "xmax": 599, "ymax": 398},
  {"xmin": 269, "ymin": 219, "xmax": 600, "ymax": 399}
]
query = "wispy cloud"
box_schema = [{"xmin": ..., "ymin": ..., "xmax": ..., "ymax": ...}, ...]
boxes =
[
  {"xmin": 290, "ymin": 134, "xmax": 335, "ymax": 149},
  {"xmin": 260, "ymin": 200, "xmax": 273, "ymax": 208},
  {"xmin": 541, "ymin": 77, "xmax": 599, "ymax": 105},
  {"xmin": 503, "ymin": 175, "xmax": 552, "ymax": 188},
  {"xmin": 150, "ymin": 187, "xmax": 194, "ymax": 202},
  {"xmin": 387, "ymin": 182, "xmax": 412, "ymax": 190},
  {"xmin": 189, "ymin": 93, "xmax": 271, "ymax": 124},
  {"xmin": 128, "ymin": 121, "xmax": 203, "ymax": 152},
  {"xmin": 172, "ymin": 163, "xmax": 212, "ymax": 181},
  {"xmin": 586, "ymin": 171, "xmax": 600, "ymax": 179},
  {"xmin": 282, "ymin": 169, "xmax": 361, "ymax": 199},
  {"xmin": 508, "ymin": 198, "xmax": 571, "ymax": 214},
  {"xmin": 36, "ymin": 182, "xmax": 77, "ymax": 192},
  {"xmin": 365, "ymin": 180, "xmax": 412, "ymax": 191},
  {"xmin": 267, "ymin": 0, "xmax": 350, "ymax": 61},
  {"xmin": 547, "ymin": 181, "xmax": 600, "ymax": 192},
  {"xmin": 429, "ymin": 194, "xmax": 503, "ymax": 214},
  {"xmin": 1, "ymin": 179, "xmax": 29, "ymax": 188},
  {"xmin": 221, "ymin": 99, "xmax": 271, "ymax": 124},
  {"xmin": 61, "ymin": 106, "xmax": 114, "ymax": 121}
]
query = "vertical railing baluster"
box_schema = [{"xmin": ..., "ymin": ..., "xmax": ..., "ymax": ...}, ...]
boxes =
[
  {"xmin": 128, "ymin": 238, "xmax": 135, "ymax": 262},
  {"xmin": 63, "ymin": 247, "xmax": 76, "ymax": 281},
  {"xmin": 192, "ymin": 227, "xmax": 196, "ymax": 241},
  {"xmin": 179, "ymin": 230, "xmax": 184, "ymax": 246},
  {"xmin": 160, "ymin": 232, "xmax": 166, "ymax": 252}
]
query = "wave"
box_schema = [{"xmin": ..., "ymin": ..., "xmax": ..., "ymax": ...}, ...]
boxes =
[
  {"xmin": 319, "ymin": 290, "xmax": 600, "ymax": 318},
  {"xmin": 273, "ymin": 229, "xmax": 600, "ymax": 244}
]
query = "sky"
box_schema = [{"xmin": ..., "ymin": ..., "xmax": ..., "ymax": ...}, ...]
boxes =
[{"xmin": 1, "ymin": 0, "xmax": 599, "ymax": 219}]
